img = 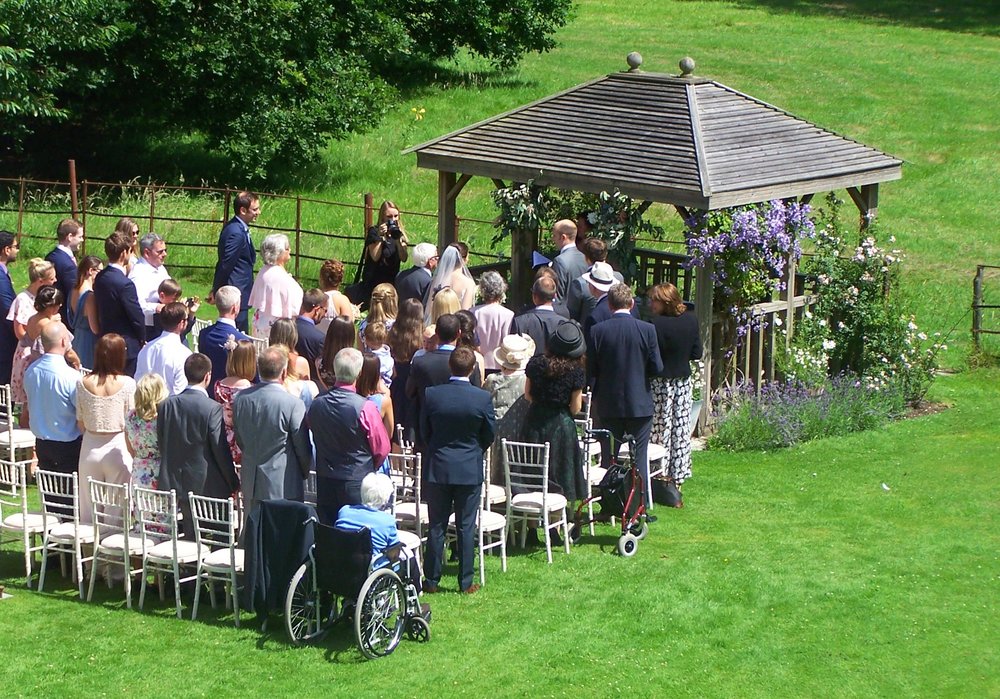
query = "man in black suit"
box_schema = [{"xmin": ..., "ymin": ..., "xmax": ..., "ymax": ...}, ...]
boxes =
[
  {"xmin": 587, "ymin": 283, "xmax": 663, "ymax": 509},
  {"xmin": 0, "ymin": 231, "xmax": 20, "ymax": 384},
  {"xmin": 551, "ymin": 219, "xmax": 588, "ymax": 301},
  {"xmin": 421, "ymin": 347, "xmax": 495, "ymax": 594},
  {"xmin": 295, "ymin": 288, "xmax": 327, "ymax": 383},
  {"xmin": 509, "ymin": 276, "xmax": 563, "ymax": 357},
  {"xmin": 45, "ymin": 218, "xmax": 84, "ymax": 321},
  {"xmin": 197, "ymin": 285, "xmax": 252, "ymax": 396},
  {"xmin": 158, "ymin": 353, "xmax": 238, "ymax": 538},
  {"xmin": 406, "ymin": 314, "xmax": 482, "ymax": 451},
  {"xmin": 394, "ymin": 242, "xmax": 437, "ymax": 305},
  {"xmin": 211, "ymin": 191, "xmax": 260, "ymax": 333},
  {"xmin": 93, "ymin": 232, "xmax": 146, "ymax": 375}
]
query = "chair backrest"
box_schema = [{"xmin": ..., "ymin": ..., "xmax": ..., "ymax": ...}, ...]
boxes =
[
  {"xmin": 89, "ymin": 478, "xmax": 131, "ymax": 538},
  {"xmin": 389, "ymin": 451, "xmax": 421, "ymax": 511},
  {"xmin": 314, "ymin": 523, "xmax": 373, "ymax": 598},
  {"xmin": 0, "ymin": 458, "xmax": 31, "ymax": 523},
  {"xmin": 189, "ymin": 493, "xmax": 237, "ymax": 551},
  {"xmin": 0, "ymin": 385, "xmax": 17, "ymax": 460},
  {"xmin": 190, "ymin": 318, "xmax": 212, "ymax": 352},
  {"xmin": 303, "ymin": 469, "xmax": 318, "ymax": 507},
  {"xmin": 249, "ymin": 336, "xmax": 268, "ymax": 356},
  {"xmin": 36, "ymin": 469, "xmax": 81, "ymax": 524},
  {"xmin": 481, "ymin": 453, "xmax": 490, "ymax": 508},
  {"xmin": 395, "ymin": 424, "xmax": 413, "ymax": 454},
  {"xmin": 133, "ymin": 486, "xmax": 181, "ymax": 544},
  {"xmin": 575, "ymin": 390, "xmax": 593, "ymax": 423},
  {"xmin": 502, "ymin": 439, "xmax": 551, "ymax": 497}
]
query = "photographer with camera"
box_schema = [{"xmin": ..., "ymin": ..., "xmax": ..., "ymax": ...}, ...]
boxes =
[{"xmin": 359, "ymin": 200, "xmax": 410, "ymax": 302}]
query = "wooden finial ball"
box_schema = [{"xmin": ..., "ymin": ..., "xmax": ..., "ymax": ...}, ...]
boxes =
[
  {"xmin": 679, "ymin": 56, "xmax": 695, "ymax": 76},
  {"xmin": 627, "ymin": 52, "xmax": 643, "ymax": 71}
]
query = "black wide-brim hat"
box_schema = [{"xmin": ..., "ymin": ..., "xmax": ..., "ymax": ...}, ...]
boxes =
[{"xmin": 547, "ymin": 320, "xmax": 586, "ymax": 358}]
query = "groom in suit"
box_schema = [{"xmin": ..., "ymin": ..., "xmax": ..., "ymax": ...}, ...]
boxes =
[
  {"xmin": 211, "ymin": 191, "xmax": 260, "ymax": 334},
  {"xmin": 158, "ymin": 353, "xmax": 238, "ymax": 538},
  {"xmin": 93, "ymin": 232, "xmax": 146, "ymax": 375},
  {"xmin": 0, "ymin": 231, "xmax": 20, "ymax": 384},
  {"xmin": 45, "ymin": 218, "xmax": 84, "ymax": 321},
  {"xmin": 587, "ymin": 283, "xmax": 663, "ymax": 509},
  {"xmin": 420, "ymin": 346, "xmax": 495, "ymax": 594}
]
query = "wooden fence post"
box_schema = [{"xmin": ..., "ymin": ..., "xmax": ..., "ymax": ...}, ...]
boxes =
[
  {"xmin": 149, "ymin": 185, "xmax": 157, "ymax": 233},
  {"xmin": 295, "ymin": 196, "xmax": 302, "ymax": 280},
  {"xmin": 68, "ymin": 160, "xmax": 79, "ymax": 218},
  {"xmin": 973, "ymin": 265, "xmax": 983, "ymax": 352},
  {"xmin": 81, "ymin": 181, "xmax": 88, "ymax": 256},
  {"xmin": 364, "ymin": 193, "xmax": 374, "ymax": 232},
  {"xmin": 16, "ymin": 178, "xmax": 25, "ymax": 241}
]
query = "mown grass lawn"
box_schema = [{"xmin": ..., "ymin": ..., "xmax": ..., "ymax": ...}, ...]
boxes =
[{"xmin": 2, "ymin": 369, "xmax": 996, "ymax": 696}]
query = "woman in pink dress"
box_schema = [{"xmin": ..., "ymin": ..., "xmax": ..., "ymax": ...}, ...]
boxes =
[
  {"xmin": 214, "ymin": 339, "xmax": 257, "ymax": 472},
  {"xmin": 248, "ymin": 233, "xmax": 303, "ymax": 338},
  {"xmin": 8, "ymin": 259, "xmax": 56, "ymax": 425}
]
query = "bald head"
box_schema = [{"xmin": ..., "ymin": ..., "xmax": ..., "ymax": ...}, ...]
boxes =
[
  {"xmin": 41, "ymin": 321, "xmax": 69, "ymax": 353},
  {"xmin": 552, "ymin": 219, "xmax": 578, "ymax": 246}
]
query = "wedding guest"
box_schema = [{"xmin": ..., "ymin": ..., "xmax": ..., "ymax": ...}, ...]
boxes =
[
  {"xmin": 429, "ymin": 287, "xmax": 461, "ymax": 325},
  {"xmin": 360, "ymin": 200, "xmax": 410, "ymax": 301},
  {"xmin": 485, "ymin": 334, "xmax": 534, "ymax": 420},
  {"xmin": 125, "ymin": 373, "xmax": 169, "ymax": 495},
  {"xmin": 357, "ymin": 351, "xmax": 393, "ymax": 474},
  {"xmin": 214, "ymin": 339, "xmax": 257, "ymax": 469},
  {"xmin": 455, "ymin": 310, "xmax": 485, "ymax": 385},
  {"xmin": 360, "ymin": 282, "xmax": 398, "ymax": 347},
  {"xmin": 248, "ymin": 233, "xmax": 303, "ymax": 338},
  {"xmin": 363, "ymin": 321, "xmax": 394, "ymax": 389},
  {"xmin": 317, "ymin": 315, "xmax": 357, "ymax": 389},
  {"xmin": 269, "ymin": 318, "xmax": 319, "ymax": 409},
  {"xmin": 9, "ymin": 259, "xmax": 57, "ymax": 425},
  {"xmin": 77, "ymin": 334, "xmax": 136, "ymax": 524},
  {"xmin": 70, "ymin": 256, "xmax": 102, "ymax": 370},
  {"xmin": 472, "ymin": 271, "xmax": 513, "ymax": 375},
  {"xmin": 318, "ymin": 258, "xmax": 357, "ymax": 332},
  {"xmin": 395, "ymin": 242, "xmax": 437, "ymax": 305},
  {"xmin": 134, "ymin": 302, "xmax": 192, "ymax": 395},
  {"xmin": 387, "ymin": 298, "xmax": 425, "ymax": 443}
]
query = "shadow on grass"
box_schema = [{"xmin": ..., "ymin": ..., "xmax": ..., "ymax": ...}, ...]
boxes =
[
  {"xmin": 726, "ymin": 0, "xmax": 1000, "ymax": 36},
  {"xmin": 377, "ymin": 55, "xmax": 539, "ymax": 100}
]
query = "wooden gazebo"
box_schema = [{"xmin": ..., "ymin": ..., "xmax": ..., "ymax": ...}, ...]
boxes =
[{"xmin": 405, "ymin": 55, "xmax": 902, "ymax": 408}]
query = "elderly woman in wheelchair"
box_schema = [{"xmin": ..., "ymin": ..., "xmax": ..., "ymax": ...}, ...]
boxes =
[{"xmin": 285, "ymin": 473, "xmax": 430, "ymax": 658}]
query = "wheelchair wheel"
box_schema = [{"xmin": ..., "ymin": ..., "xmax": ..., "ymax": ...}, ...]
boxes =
[
  {"xmin": 617, "ymin": 533, "xmax": 639, "ymax": 557},
  {"xmin": 285, "ymin": 561, "xmax": 334, "ymax": 645},
  {"xmin": 629, "ymin": 520, "xmax": 649, "ymax": 541},
  {"xmin": 354, "ymin": 568, "xmax": 406, "ymax": 659},
  {"xmin": 406, "ymin": 615, "xmax": 431, "ymax": 643}
]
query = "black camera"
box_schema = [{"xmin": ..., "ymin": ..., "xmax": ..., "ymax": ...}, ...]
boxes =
[{"xmin": 386, "ymin": 219, "xmax": 402, "ymax": 238}]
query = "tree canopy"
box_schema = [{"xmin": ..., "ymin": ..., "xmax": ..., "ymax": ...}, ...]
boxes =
[{"xmin": 0, "ymin": 0, "xmax": 572, "ymax": 180}]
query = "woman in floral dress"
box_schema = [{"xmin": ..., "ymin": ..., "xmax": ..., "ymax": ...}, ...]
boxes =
[{"xmin": 125, "ymin": 373, "xmax": 168, "ymax": 534}]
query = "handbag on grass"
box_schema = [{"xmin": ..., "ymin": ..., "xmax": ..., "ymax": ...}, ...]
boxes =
[{"xmin": 651, "ymin": 477, "xmax": 683, "ymax": 508}]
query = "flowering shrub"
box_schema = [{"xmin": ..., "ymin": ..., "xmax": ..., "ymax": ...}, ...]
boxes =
[
  {"xmin": 682, "ymin": 200, "xmax": 815, "ymax": 366},
  {"xmin": 796, "ymin": 195, "xmax": 946, "ymax": 402},
  {"xmin": 709, "ymin": 377, "xmax": 904, "ymax": 451}
]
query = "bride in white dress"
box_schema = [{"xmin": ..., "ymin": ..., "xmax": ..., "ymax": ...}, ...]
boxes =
[{"xmin": 423, "ymin": 245, "xmax": 475, "ymax": 321}]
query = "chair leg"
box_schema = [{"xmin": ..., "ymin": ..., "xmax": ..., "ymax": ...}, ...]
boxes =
[
  {"xmin": 158, "ymin": 571, "xmax": 166, "ymax": 602},
  {"xmin": 519, "ymin": 516, "xmax": 528, "ymax": 549},
  {"xmin": 75, "ymin": 542, "xmax": 85, "ymax": 600},
  {"xmin": 192, "ymin": 567, "xmax": 202, "ymax": 621},
  {"xmin": 500, "ymin": 531, "xmax": 507, "ymax": 573},
  {"xmin": 22, "ymin": 528, "xmax": 33, "ymax": 588},
  {"xmin": 38, "ymin": 541, "xmax": 50, "ymax": 593},
  {"xmin": 86, "ymin": 552, "xmax": 99, "ymax": 601},
  {"xmin": 479, "ymin": 525, "xmax": 486, "ymax": 587},
  {"xmin": 231, "ymin": 572, "xmax": 240, "ymax": 629},
  {"xmin": 562, "ymin": 510, "xmax": 571, "ymax": 554},
  {"xmin": 139, "ymin": 563, "xmax": 148, "ymax": 610},
  {"xmin": 172, "ymin": 561, "xmax": 182, "ymax": 619},
  {"xmin": 208, "ymin": 578, "xmax": 218, "ymax": 609}
]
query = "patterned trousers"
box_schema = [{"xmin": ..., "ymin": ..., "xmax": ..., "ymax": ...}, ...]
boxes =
[{"xmin": 650, "ymin": 376, "xmax": 693, "ymax": 484}]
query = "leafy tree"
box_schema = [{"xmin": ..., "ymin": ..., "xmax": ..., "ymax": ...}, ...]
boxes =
[{"xmin": 1, "ymin": 0, "xmax": 572, "ymax": 180}]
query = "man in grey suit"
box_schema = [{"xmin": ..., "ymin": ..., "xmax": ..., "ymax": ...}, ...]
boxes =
[
  {"xmin": 551, "ymin": 219, "xmax": 587, "ymax": 301},
  {"xmin": 233, "ymin": 345, "xmax": 312, "ymax": 525},
  {"xmin": 158, "ymin": 353, "xmax": 239, "ymax": 538}
]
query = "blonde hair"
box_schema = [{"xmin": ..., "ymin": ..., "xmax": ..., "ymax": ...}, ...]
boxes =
[
  {"xmin": 430, "ymin": 287, "xmax": 460, "ymax": 323},
  {"xmin": 27, "ymin": 258, "xmax": 54, "ymax": 283},
  {"xmin": 368, "ymin": 283, "xmax": 398, "ymax": 324},
  {"xmin": 133, "ymin": 373, "xmax": 168, "ymax": 421},
  {"xmin": 225, "ymin": 339, "xmax": 257, "ymax": 382}
]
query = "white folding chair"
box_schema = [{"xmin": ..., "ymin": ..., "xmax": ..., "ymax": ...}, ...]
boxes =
[
  {"xmin": 576, "ymin": 417, "xmax": 603, "ymax": 536},
  {"xmin": 189, "ymin": 318, "xmax": 211, "ymax": 352},
  {"xmin": 36, "ymin": 470, "xmax": 94, "ymax": 598},
  {"xmin": 303, "ymin": 468, "xmax": 318, "ymax": 507},
  {"xmin": 0, "ymin": 384, "xmax": 36, "ymax": 462},
  {"xmin": 502, "ymin": 439, "xmax": 570, "ymax": 564},
  {"xmin": 482, "ymin": 449, "xmax": 506, "ymax": 509},
  {"xmin": 448, "ymin": 456, "xmax": 507, "ymax": 586},
  {"xmin": 87, "ymin": 479, "xmax": 146, "ymax": 607},
  {"xmin": 389, "ymin": 451, "xmax": 425, "ymax": 565},
  {"xmin": 134, "ymin": 486, "xmax": 200, "ymax": 618},
  {"xmin": 0, "ymin": 458, "xmax": 54, "ymax": 587},
  {"xmin": 190, "ymin": 493, "xmax": 244, "ymax": 627},
  {"xmin": 249, "ymin": 336, "xmax": 268, "ymax": 355}
]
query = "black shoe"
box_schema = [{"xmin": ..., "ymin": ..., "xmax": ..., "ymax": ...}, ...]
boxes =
[
  {"xmin": 550, "ymin": 530, "xmax": 563, "ymax": 547},
  {"xmin": 646, "ymin": 514, "xmax": 658, "ymax": 524}
]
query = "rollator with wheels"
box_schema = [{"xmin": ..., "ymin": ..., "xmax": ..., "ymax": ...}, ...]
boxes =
[
  {"xmin": 285, "ymin": 520, "xmax": 431, "ymax": 659},
  {"xmin": 569, "ymin": 429, "xmax": 651, "ymax": 556}
]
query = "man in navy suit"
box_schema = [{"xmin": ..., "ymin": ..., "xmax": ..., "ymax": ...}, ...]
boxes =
[
  {"xmin": 45, "ymin": 218, "xmax": 84, "ymax": 322},
  {"xmin": 0, "ymin": 231, "xmax": 20, "ymax": 384},
  {"xmin": 406, "ymin": 314, "xmax": 482, "ymax": 451},
  {"xmin": 420, "ymin": 346, "xmax": 495, "ymax": 594},
  {"xmin": 93, "ymin": 232, "xmax": 145, "ymax": 375},
  {"xmin": 394, "ymin": 242, "xmax": 437, "ymax": 305},
  {"xmin": 211, "ymin": 191, "xmax": 260, "ymax": 334},
  {"xmin": 583, "ymin": 261, "xmax": 639, "ymax": 352},
  {"xmin": 551, "ymin": 219, "xmax": 587, "ymax": 301},
  {"xmin": 198, "ymin": 285, "xmax": 251, "ymax": 396},
  {"xmin": 294, "ymin": 289, "xmax": 327, "ymax": 383},
  {"xmin": 588, "ymin": 283, "xmax": 663, "ymax": 509},
  {"xmin": 509, "ymin": 276, "xmax": 564, "ymax": 357}
]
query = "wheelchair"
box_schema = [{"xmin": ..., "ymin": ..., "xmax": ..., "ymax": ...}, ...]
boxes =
[{"xmin": 284, "ymin": 522, "xmax": 431, "ymax": 659}]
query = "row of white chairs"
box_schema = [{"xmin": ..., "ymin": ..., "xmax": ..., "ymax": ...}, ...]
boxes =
[{"xmin": 0, "ymin": 460, "xmax": 243, "ymax": 625}]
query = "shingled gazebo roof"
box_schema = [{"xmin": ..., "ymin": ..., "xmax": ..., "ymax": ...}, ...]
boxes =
[{"xmin": 406, "ymin": 68, "xmax": 902, "ymax": 210}]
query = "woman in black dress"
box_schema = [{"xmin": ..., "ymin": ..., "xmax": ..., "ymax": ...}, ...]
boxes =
[
  {"xmin": 647, "ymin": 282, "xmax": 702, "ymax": 486},
  {"xmin": 360, "ymin": 200, "xmax": 410, "ymax": 299},
  {"xmin": 520, "ymin": 320, "xmax": 587, "ymax": 502}
]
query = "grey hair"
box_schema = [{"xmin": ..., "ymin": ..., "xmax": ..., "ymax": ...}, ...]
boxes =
[
  {"xmin": 478, "ymin": 270, "xmax": 507, "ymax": 303},
  {"xmin": 411, "ymin": 242, "xmax": 437, "ymax": 269},
  {"xmin": 334, "ymin": 347, "xmax": 364, "ymax": 383},
  {"xmin": 214, "ymin": 285, "xmax": 241, "ymax": 314},
  {"xmin": 138, "ymin": 232, "xmax": 164, "ymax": 254},
  {"xmin": 360, "ymin": 472, "xmax": 394, "ymax": 510},
  {"xmin": 260, "ymin": 233, "xmax": 289, "ymax": 265}
]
